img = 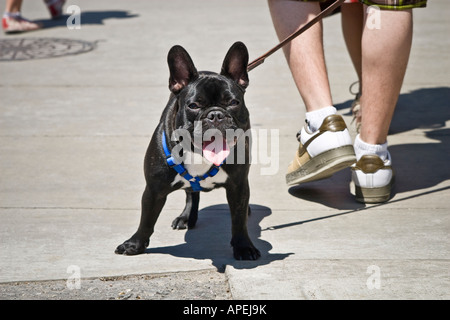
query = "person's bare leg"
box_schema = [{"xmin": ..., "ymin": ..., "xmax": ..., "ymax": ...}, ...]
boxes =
[
  {"xmin": 341, "ymin": 2, "xmax": 364, "ymax": 129},
  {"xmin": 5, "ymin": 0, "xmax": 23, "ymax": 12},
  {"xmin": 351, "ymin": 7, "xmax": 413, "ymax": 203},
  {"xmin": 268, "ymin": 0, "xmax": 332, "ymax": 112},
  {"xmin": 341, "ymin": 3, "xmax": 364, "ymax": 86},
  {"xmin": 360, "ymin": 7, "xmax": 413, "ymax": 145}
]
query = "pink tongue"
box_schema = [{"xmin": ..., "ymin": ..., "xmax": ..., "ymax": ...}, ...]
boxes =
[{"xmin": 202, "ymin": 139, "xmax": 230, "ymax": 166}]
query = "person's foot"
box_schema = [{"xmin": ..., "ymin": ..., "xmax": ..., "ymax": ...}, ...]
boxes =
[
  {"xmin": 44, "ymin": 0, "xmax": 66, "ymax": 19},
  {"xmin": 2, "ymin": 14, "xmax": 42, "ymax": 34},
  {"xmin": 351, "ymin": 153, "xmax": 394, "ymax": 203},
  {"xmin": 286, "ymin": 114, "xmax": 356, "ymax": 185}
]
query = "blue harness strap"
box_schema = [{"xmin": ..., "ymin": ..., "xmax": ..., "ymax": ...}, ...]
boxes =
[{"xmin": 162, "ymin": 131, "xmax": 224, "ymax": 191}]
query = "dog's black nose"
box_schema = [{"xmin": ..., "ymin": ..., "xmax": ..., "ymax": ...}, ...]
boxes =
[{"xmin": 206, "ymin": 110, "xmax": 225, "ymax": 123}]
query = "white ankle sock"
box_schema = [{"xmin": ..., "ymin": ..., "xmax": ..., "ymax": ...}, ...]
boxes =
[
  {"xmin": 354, "ymin": 134, "xmax": 388, "ymax": 161},
  {"xmin": 3, "ymin": 12, "xmax": 20, "ymax": 18},
  {"xmin": 305, "ymin": 106, "xmax": 336, "ymax": 132}
]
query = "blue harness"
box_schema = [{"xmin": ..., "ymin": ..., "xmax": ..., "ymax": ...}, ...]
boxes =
[{"xmin": 162, "ymin": 131, "xmax": 224, "ymax": 192}]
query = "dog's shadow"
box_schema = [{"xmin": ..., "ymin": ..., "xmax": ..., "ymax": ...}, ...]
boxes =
[{"xmin": 147, "ymin": 204, "xmax": 291, "ymax": 272}]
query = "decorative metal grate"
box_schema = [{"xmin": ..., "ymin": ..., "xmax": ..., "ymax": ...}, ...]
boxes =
[{"xmin": 0, "ymin": 37, "xmax": 96, "ymax": 61}]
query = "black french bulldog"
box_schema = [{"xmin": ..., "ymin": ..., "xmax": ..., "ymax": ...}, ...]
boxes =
[{"xmin": 115, "ymin": 42, "xmax": 260, "ymax": 260}]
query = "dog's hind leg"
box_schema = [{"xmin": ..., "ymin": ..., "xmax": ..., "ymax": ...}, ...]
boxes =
[{"xmin": 171, "ymin": 191, "xmax": 199, "ymax": 229}]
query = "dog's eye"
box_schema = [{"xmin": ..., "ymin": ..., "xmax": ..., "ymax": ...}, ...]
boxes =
[
  {"xmin": 229, "ymin": 99, "xmax": 240, "ymax": 107},
  {"xmin": 188, "ymin": 102, "xmax": 200, "ymax": 109}
]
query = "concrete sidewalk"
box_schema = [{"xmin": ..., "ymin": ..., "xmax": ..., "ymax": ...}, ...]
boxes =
[{"xmin": 0, "ymin": 0, "xmax": 448, "ymax": 299}]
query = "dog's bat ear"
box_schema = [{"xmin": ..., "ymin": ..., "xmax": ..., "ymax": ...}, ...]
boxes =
[
  {"xmin": 168, "ymin": 45, "xmax": 199, "ymax": 94},
  {"xmin": 221, "ymin": 41, "xmax": 249, "ymax": 89}
]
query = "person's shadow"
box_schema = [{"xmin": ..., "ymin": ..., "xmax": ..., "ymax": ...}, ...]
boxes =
[
  {"xmin": 289, "ymin": 87, "xmax": 450, "ymax": 209},
  {"xmin": 36, "ymin": 10, "xmax": 139, "ymax": 29},
  {"xmin": 147, "ymin": 204, "xmax": 292, "ymax": 272}
]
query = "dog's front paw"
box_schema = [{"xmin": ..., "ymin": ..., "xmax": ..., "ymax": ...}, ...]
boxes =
[
  {"xmin": 231, "ymin": 237, "xmax": 261, "ymax": 260},
  {"xmin": 115, "ymin": 237, "xmax": 149, "ymax": 255}
]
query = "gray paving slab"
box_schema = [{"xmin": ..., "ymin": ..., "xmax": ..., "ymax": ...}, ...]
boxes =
[{"xmin": 0, "ymin": 0, "xmax": 449, "ymax": 300}]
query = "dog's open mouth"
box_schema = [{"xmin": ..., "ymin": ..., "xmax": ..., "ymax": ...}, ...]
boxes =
[{"xmin": 202, "ymin": 137, "xmax": 232, "ymax": 166}]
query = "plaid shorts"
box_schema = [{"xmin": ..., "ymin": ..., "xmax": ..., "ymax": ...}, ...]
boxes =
[
  {"xmin": 359, "ymin": 0, "xmax": 427, "ymax": 9},
  {"xmin": 305, "ymin": 0, "xmax": 427, "ymax": 10}
]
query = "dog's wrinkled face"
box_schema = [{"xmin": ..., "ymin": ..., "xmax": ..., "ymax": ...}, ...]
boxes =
[
  {"xmin": 180, "ymin": 75, "xmax": 248, "ymax": 133},
  {"xmin": 167, "ymin": 42, "xmax": 250, "ymax": 165}
]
